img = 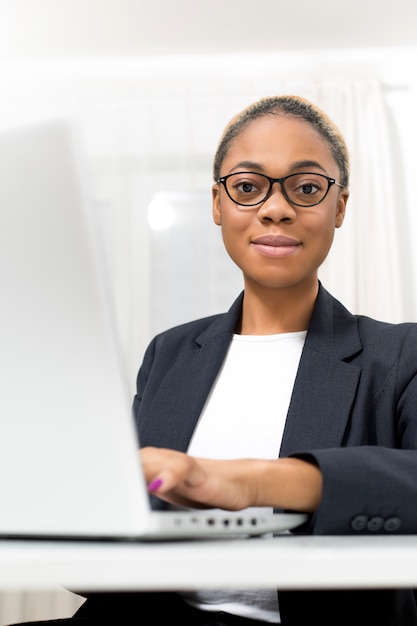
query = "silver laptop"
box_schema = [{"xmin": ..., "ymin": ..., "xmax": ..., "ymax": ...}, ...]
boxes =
[{"xmin": 0, "ymin": 118, "xmax": 307, "ymax": 540}]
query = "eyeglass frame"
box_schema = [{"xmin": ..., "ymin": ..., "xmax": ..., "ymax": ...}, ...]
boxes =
[{"xmin": 217, "ymin": 171, "xmax": 344, "ymax": 208}]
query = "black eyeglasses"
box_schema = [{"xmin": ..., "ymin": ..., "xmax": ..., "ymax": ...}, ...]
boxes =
[{"xmin": 217, "ymin": 171, "xmax": 343, "ymax": 208}]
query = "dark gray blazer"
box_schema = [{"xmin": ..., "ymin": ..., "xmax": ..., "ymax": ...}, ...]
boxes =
[{"xmin": 133, "ymin": 283, "xmax": 417, "ymax": 624}]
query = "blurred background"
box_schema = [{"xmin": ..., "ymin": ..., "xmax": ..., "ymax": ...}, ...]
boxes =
[
  {"xmin": 1, "ymin": 0, "xmax": 417, "ymax": 389},
  {"xmin": 0, "ymin": 0, "xmax": 416, "ymax": 620}
]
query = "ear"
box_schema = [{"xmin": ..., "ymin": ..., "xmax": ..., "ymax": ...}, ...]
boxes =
[
  {"xmin": 212, "ymin": 183, "xmax": 222, "ymax": 225},
  {"xmin": 335, "ymin": 190, "xmax": 349, "ymax": 228}
]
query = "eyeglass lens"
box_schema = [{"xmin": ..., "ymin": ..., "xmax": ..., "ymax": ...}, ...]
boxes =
[{"xmin": 223, "ymin": 172, "xmax": 331, "ymax": 207}]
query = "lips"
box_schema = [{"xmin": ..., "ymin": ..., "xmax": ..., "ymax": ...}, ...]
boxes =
[
  {"xmin": 251, "ymin": 235, "xmax": 300, "ymax": 247},
  {"xmin": 250, "ymin": 234, "xmax": 301, "ymax": 258}
]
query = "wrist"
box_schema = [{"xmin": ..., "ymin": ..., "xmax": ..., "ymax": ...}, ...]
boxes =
[{"xmin": 254, "ymin": 457, "xmax": 322, "ymax": 512}]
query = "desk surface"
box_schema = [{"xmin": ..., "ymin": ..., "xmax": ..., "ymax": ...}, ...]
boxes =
[{"xmin": 1, "ymin": 535, "xmax": 417, "ymax": 591}]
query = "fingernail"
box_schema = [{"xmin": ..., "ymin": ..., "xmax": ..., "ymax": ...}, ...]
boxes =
[{"xmin": 147, "ymin": 478, "xmax": 163, "ymax": 492}]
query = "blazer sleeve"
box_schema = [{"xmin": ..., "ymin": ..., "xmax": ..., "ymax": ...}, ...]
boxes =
[
  {"xmin": 291, "ymin": 323, "xmax": 417, "ymax": 535},
  {"xmin": 294, "ymin": 447, "xmax": 417, "ymax": 534}
]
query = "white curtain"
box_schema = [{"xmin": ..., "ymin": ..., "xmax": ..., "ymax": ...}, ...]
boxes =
[
  {"xmin": 0, "ymin": 64, "xmax": 413, "ymax": 391},
  {"xmin": 316, "ymin": 80, "xmax": 410, "ymax": 323}
]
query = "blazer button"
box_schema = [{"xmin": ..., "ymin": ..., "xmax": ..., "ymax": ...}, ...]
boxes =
[
  {"xmin": 351, "ymin": 515, "xmax": 368, "ymax": 531},
  {"xmin": 367, "ymin": 516, "xmax": 384, "ymax": 532},
  {"xmin": 384, "ymin": 517, "xmax": 401, "ymax": 532}
]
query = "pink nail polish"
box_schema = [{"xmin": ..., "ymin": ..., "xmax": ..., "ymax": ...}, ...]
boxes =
[{"xmin": 148, "ymin": 478, "xmax": 163, "ymax": 492}]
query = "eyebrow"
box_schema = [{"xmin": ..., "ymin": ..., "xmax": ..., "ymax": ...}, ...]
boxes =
[{"xmin": 228, "ymin": 159, "xmax": 328, "ymax": 174}]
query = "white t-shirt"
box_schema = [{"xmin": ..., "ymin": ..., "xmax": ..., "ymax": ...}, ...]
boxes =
[{"xmin": 182, "ymin": 330, "xmax": 307, "ymax": 623}]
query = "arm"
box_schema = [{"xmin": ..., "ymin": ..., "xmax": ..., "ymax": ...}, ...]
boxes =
[{"xmin": 140, "ymin": 446, "xmax": 322, "ymax": 513}]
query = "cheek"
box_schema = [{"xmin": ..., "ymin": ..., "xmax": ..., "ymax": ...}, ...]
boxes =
[
  {"xmin": 306, "ymin": 215, "xmax": 338, "ymax": 260},
  {"xmin": 218, "ymin": 214, "xmax": 250, "ymax": 259},
  {"xmin": 219, "ymin": 209, "xmax": 250, "ymax": 234},
  {"xmin": 305, "ymin": 208, "xmax": 339, "ymax": 237}
]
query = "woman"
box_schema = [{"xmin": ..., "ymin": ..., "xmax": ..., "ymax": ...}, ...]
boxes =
[{"xmin": 13, "ymin": 96, "xmax": 417, "ymax": 625}]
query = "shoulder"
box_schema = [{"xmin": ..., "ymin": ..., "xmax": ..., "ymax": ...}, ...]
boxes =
[
  {"xmin": 320, "ymin": 283, "xmax": 417, "ymax": 338},
  {"xmin": 151, "ymin": 313, "xmax": 226, "ymax": 350},
  {"xmin": 315, "ymin": 284, "xmax": 417, "ymax": 360},
  {"xmin": 355, "ymin": 313, "xmax": 417, "ymax": 337},
  {"xmin": 337, "ymin": 288, "xmax": 417, "ymax": 347},
  {"xmin": 135, "ymin": 310, "xmax": 235, "ymax": 401},
  {"xmin": 146, "ymin": 292, "xmax": 244, "ymax": 356},
  {"xmin": 355, "ymin": 315, "xmax": 417, "ymax": 366}
]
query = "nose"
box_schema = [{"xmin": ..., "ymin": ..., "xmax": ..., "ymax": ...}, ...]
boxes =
[{"xmin": 256, "ymin": 182, "xmax": 296, "ymax": 222}]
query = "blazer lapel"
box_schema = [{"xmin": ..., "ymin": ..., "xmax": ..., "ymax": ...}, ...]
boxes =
[
  {"xmin": 138, "ymin": 294, "xmax": 243, "ymax": 452},
  {"xmin": 280, "ymin": 346, "xmax": 361, "ymax": 456},
  {"xmin": 280, "ymin": 285, "xmax": 362, "ymax": 456}
]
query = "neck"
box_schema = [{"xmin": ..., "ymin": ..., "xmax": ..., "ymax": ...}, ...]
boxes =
[{"xmin": 238, "ymin": 280, "xmax": 319, "ymax": 335}]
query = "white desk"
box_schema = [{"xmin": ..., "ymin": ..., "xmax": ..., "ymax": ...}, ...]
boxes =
[{"xmin": 1, "ymin": 535, "xmax": 417, "ymax": 591}]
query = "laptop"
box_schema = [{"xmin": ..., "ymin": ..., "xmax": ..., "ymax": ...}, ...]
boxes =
[{"xmin": 0, "ymin": 117, "xmax": 307, "ymax": 540}]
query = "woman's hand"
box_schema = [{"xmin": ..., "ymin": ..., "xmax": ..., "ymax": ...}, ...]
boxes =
[{"xmin": 140, "ymin": 446, "xmax": 322, "ymax": 512}]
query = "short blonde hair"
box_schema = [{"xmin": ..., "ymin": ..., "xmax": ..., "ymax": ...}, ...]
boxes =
[{"xmin": 213, "ymin": 95, "xmax": 349, "ymax": 188}]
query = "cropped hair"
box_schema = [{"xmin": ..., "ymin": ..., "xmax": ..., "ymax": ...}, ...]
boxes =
[{"xmin": 213, "ymin": 95, "xmax": 349, "ymax": 188}]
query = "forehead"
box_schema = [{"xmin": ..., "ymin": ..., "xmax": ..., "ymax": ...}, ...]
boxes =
[{"xmin": 223, "ymin": 115, "xmax": 336, "ymax": 174}]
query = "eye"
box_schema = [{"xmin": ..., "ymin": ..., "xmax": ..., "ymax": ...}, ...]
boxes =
[
  {"xmin": 298, "ymin": 182, "xmax": 318, "ymax": 195},
  {"xmin": 240, "ymin": 181, "xmax": 257, "ymax": 193},
  {"xmin": 224, "ymin": 173, "xmax": 269, "ymax": 204},
  {"xmin": 289, "ymin": 174, "xmax": 325, "ymax": 198},
  {"xmin": 232, "ymin": 175, "xmax": 263, "ymax": 195}
]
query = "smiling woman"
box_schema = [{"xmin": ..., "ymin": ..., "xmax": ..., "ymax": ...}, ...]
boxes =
[
  {"xmin": 3, "ymin": 78, "xmax": 417, "ymax": 625},
  {"xmin": 210, "ymin": 104, "xmax": 348, "ymax": 321},
  {"xmin": 132, "ymin": 95, "xmax": 417, "ymax": 626},
  {"xmin": 10, "ymin": 93, "xmax": 417, "ymax": 626}
]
